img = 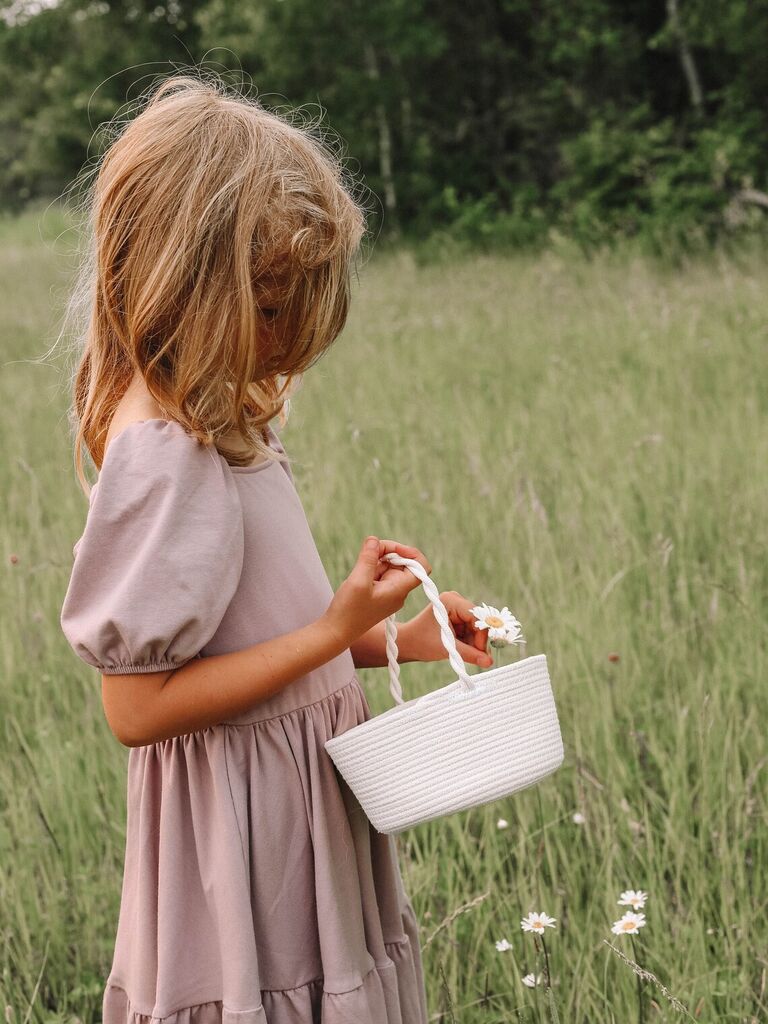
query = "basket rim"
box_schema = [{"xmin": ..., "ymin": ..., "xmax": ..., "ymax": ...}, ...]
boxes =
[{"xmin": 325, "ymin": 652, "xmax": 549, "ymax": 752}]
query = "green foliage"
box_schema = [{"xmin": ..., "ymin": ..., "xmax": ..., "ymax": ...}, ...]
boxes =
[
  {"xmin": 405, "ymin": 185, "xmax": 550, "ymax": 264},
  {"xmin": 0, "ymin": 0, "xmax": 208, "ymax": 209},
  {"xmin": 551, "ymin": 104, "xmax": 766, "ymax": 255},
  {"xmin": 1, "ymin": 0, "xmax": 768, "ymax": 250}
]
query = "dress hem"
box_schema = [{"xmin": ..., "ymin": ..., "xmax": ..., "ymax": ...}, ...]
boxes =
[{"xmin": 104, "ymin": 930, "xmax": 420, "ymax": 1021}]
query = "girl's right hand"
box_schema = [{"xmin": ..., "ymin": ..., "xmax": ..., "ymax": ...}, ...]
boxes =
[{"xmin": 323, "ymin": 536, "xmax": 431, "ymax": 648}]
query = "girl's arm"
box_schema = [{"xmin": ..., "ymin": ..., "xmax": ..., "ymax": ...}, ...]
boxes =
[
  {"xmin": 349, "ymin": 593, "xmax": 495, "ymax": 670},
  {"xmin": 103, "ymin": 609, "xmax": 351, "ymax": 747},
  {"xmin": 349, "ymin": 620, "xmax": 418, "ymax": 668},
  {"xmin": 102, "ymin": 536, "xmax": 430, "ymax": 747}
]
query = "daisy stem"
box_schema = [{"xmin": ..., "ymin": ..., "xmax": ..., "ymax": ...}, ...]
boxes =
[
  {"xmin": 631, "ymin": 934, "xmax": 644, "ymax": 1024},
  {"xmin": 540, "ymin": 934, "xmax": 552, "ymax": 989}
]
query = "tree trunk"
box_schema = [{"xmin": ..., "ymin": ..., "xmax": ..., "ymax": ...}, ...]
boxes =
[
  {"xmin": 364, "ymin": 41, "xmax": 400, "ymax": 237},
  {"xmin": 666, "ymin": 0, "xmax": 704, "ymax": 113}
]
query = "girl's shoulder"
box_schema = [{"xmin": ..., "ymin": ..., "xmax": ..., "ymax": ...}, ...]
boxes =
[
  {"xmin": 91, "ymin": 415, "xmax": 293, "ymax": 503},
  {"xmin": 103, "ymin": 413, "xmax": 193, "ymax": 458},
  {"xmin": 87, "ymin": 415, "xmax": 237, "ymax": 512}
]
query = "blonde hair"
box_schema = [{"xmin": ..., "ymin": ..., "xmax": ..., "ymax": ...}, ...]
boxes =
[{"xmin": 61, "ymin": 70, "xmax": 367, "ymax": 494}]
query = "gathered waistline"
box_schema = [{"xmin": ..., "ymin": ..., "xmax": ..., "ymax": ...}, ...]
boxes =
[{"xmin": 217, "ymin": 672, "xmax": 361, "ymax": 727}]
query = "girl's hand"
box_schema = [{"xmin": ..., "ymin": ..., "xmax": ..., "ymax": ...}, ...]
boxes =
[
  {"xmin": 324, "ymin": 536, "xmax": 432, "ymax": 649},
  {"xmin": 400, "ymin": 591, "xmax": 494, "ymax": 668}
]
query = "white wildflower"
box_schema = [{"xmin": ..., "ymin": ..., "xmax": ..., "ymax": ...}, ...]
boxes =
[
  {"xmin": 611, "ymin": 911, "xmax": 646, "ymax": 935},
  {"xmin": 470, "ymin": 603, "xmax": 525, "ymax": 647},
  {"xmin": 618, "ymin": 890, "xmax": 648, "ymax": 910},
  {"xmin": 497, "ymin": 817, "xmax": 509, "ymax": 829},
  {"xmin": 522, "ymin": 972, "xmax": 542, "ymax": 988},
  {"xmin": 521, "ymin": 911, "xmax": 557, "ymax": 934},
  {"xmin": 572, "ymin": 812, "xmax": 586, "ymax": 825},
  {"xmin": 495, "ymin": 938, "xmax": 512, "ymax": 952}
]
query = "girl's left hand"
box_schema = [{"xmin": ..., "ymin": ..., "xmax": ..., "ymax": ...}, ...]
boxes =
[{"xmin": 401, "ymin": 591, "xmax": 494, "ymax": 668}]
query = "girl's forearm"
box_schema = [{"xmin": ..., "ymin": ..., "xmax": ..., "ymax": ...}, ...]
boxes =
[
  {"xmin": 350, "ymin": 619, "xmax": 418, "ymax": 669},
  {"xmin": 123, "ymin": 613, "xmax": 351, "ymax": 746}
]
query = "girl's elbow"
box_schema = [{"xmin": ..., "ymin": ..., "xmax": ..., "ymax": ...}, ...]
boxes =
[
  {"xmin": 102, "ymin": 701, "xmax": 148, "ymax": 747},
  {"xmin": 101, "ymin": 672, "xmax": 163, "ymax": 747},
  {"xmin": 115, "ymin": 721, "xmax": 149, "ymax": 747}
]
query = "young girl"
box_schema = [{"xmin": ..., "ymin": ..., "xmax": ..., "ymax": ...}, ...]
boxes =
[{"xmin": 59, "ymin": 73, "xmax": 494, "ymax": 1024}]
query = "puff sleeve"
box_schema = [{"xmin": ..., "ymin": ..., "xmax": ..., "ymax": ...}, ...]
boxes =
[{"xmin": 60, "ymin": 419, "xmax": 245, "ymax": 675}]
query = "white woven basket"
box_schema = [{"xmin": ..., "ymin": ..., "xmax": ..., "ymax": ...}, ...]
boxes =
[{"xmin": 324, "ymin": 553, "xmax": 564, "ymax": 834}]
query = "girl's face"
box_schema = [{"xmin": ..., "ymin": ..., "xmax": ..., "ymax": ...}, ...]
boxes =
[{"xmin": 254, "ymin": 269, "xmax": 304, "ymax": 371}]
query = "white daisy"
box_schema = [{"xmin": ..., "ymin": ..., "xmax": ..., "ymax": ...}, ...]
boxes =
[
  {"xmin": 495, "ymin": 938, "xmax": 512, "ymax": 951},
  {"xmin": 618, "ymin": 890, "xmax": 648, "ymax": 910},
  {"xmin": 520, "ymin": 911, "xmax": 557, "ymax": 934},
  {"xmin": 522, "ymin": 973, "xmax": 542, "ymax": 988},
  {"xmin": 497, "ymin": 817, "xmax": 509, "ymax": 829},
  {"xmin": 611, "ymin": 911, "xmax": 646, "ymax": 935},
  {"xmin": 470, "ymin": 603, "xmax": 525, "ymax": 647},
  {"xmin": 572, "ymin": 812, "xmax": 586, "ymax": 825},
  {"xmin": 490, "ymin": 629, "xmax": 524, "ymax": 649}
]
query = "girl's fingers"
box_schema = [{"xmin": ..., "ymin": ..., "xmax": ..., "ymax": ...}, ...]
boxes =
[
  {"xmin": 379, "ymin": 564, "xmax": 423, "ymax": 599},
  {"xmin": 455, "ymin": 638, "xmax": 493, "ymax": 667},
  {"xmin": 455, "ymin": 603, "xmax": 478, "ymax": 622},
  {"xmin": 443, "ymin": 592, "xmax": 477, "ymax": 622},
  {"xmin": 376, "ymin": 539, "xmax": 432, "ymax": 576},
  {"xmin": 373, "ymin": 560, "xmax": 388, "ymax": 582},
  {"xmin": 467, "ymin": 625, "xmax": 490, "ymax": 655},
  {"xmin": 476, "ymin": 630, "xmax": 490, "ymax": 655},
  {"xmin": 443, "ymin": 593, "xmax": 489, "ymax": 654}
]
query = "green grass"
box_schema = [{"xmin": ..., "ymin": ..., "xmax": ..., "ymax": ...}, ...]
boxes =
[{"xmin": 1, "ymin": 201, "xmax": 766, "ymax": 1022}]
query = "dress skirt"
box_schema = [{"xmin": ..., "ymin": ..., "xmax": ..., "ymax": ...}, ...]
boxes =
[{"xmin": 102, "ymin": 675, "xmax": 429, "ymax": 1024}]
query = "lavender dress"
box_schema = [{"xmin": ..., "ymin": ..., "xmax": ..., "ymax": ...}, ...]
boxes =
[{"xmin": 60, "ymin": 417, "xmax": 429, "ymax": 1024}]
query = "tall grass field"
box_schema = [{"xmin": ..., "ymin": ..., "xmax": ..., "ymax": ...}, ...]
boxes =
[{"xmin": 1, "ymin": 203, "xmax": 766, "ymax": 1022}]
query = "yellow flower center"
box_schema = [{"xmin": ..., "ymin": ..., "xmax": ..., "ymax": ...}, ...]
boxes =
[
  {"xmin": 622, "ymin": 921, "xmax": 635, "ymax": 931},
  {"xmin": 486, "ymin": 615, "xmax": 504, "ymax": 628}
]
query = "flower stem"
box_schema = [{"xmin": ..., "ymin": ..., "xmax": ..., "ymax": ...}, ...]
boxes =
[
  {"xmin": 540, "ymin": 934, "xmax": 552, "ymax": 989},
  {"xmin": 631, "ymin": 935, "xmax": 645, "ymax": 1024}
]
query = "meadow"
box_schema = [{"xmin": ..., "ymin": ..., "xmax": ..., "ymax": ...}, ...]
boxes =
[{"xmin": 1, "ymin": 202, "xmax": 766, "ymax": 1022}]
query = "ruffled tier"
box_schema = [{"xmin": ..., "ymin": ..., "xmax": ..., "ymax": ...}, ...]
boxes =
[
  {"xmin": 104, "ymin": 911, "xmax": 425, "ymax": 1023},
  {"xmin": 102, "ymin": 676, "xmax": 428, "ymax": 1024}
]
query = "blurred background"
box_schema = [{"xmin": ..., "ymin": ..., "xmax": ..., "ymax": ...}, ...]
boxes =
[
  {"xmin": 2, "ymin": 0, "xmax": 768, "ymax": 254},
  {"xmin": 1, "ymin": 3, "xmax": 766, "ymax": 1023}
]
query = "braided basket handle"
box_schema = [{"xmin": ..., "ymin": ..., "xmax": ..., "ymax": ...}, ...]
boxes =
[{"xmin": 381, "ymin": 552, "xmax": 475, "ymax": 705}]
